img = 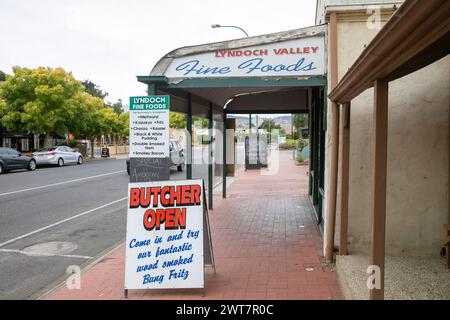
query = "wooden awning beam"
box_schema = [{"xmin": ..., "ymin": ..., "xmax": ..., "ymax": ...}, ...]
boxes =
[{"xmin": 329, "ymin": 0, "xmax": 450, "ymax": 104}]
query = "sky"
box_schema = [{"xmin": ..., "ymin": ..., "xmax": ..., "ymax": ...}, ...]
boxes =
[{"xmin": 0, "ymin": 0, "xmax": 317, "ymax": 106}]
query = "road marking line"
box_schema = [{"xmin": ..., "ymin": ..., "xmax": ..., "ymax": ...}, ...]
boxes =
[
  {"xmin": 0, "ymin": 248, "xmax": 92, "ymax": 260},
  {"xmin": 0, "ymin": 197, "xmax": 128, "ymax": 248},
  {"xmin": 0, "ymin": 170, "xmax": 125, "ymax": 197}
]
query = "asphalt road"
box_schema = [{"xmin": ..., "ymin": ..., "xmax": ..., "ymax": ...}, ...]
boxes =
[
  {"xmin": 0, "ymin": 145, "xmax": 235, "ymax": 299},
  {"xmin": 0, "ymin": 157, "xmax": 194, "ymax": 300}
]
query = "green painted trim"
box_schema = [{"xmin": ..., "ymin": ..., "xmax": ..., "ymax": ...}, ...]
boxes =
[
  {"xmin": 138, "ymin": 76, "xmax": 168, "ymax": 84},
  {"xmin": 186, "ymin": 93, "xmax": 193, "ymax": 180},
  {"xmin": 129, "ymin": 95, "xmax": 170, "ymax": 110},
  {"xmin": 208, "ymin": 103, "xmax": 213, "ymax": 210},
  {"xmin": 138, "ymin": 76, "xmax": 327, "ymax": 89},
  {"xmin": 222, "ymin": 115, "xmax": 227, "ymax": 199},
  {"xmin": 147, "ymin": 84, "xmax": 156, "ymax": 95},
  {"xmin": 228, "ymin": 109, "xmax": 309, "ymax": 114}
]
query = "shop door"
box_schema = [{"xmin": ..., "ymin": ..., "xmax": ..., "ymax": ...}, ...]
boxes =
[{"xmin": 309, "ymin": 87, "xmax": 326, "ymax": 230}]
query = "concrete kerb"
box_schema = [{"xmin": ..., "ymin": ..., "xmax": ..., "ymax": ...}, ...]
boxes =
[
  {"xmin": 85, "ymin": 154, "xmax": 129, "ymax": 161},
  {"xmin": 37, "ymin": 179, "xmax": 235, "ymax": 300},
  {"xmin": 36, "ymin": 239, "xmax": 125, "ymax": 300},
  {"xmin": 37, "ymin": 165, "xmax": 233, "ymax": 300}
]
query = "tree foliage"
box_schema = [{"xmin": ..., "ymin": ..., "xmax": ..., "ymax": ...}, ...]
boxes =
[
  {"xmin": 0, "ymin": 66, "xmax": 129, "ymax": 146},
  {"xmin": 118, "ymin": 112, "xmax": 129, "ymax": 137},
  {"xmin": 0, "ymin": 67, "xmax": 86, "ymax": 141},
  {"xmin": 170, "ymin": 112, "xmax": 186, "ymax": 129},
  {"xmin": 258, "ymin": 119, "xmax": 281, "ymax": 132},
  {"xmin": 111, "ymin": 98, "xmax": 124, "ymax": 115},
  {"xmin": 82, "ymin": 80, "xmax": 108, "ymax": 99}
]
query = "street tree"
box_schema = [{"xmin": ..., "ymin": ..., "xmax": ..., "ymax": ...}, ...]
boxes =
[
  {"xmin": 71, "ymin": 93, "xmax": 107, "ymax": 157},
  {"xmin": 118, "ymin": 111, "xmax": 129, "ymax": 138},
  {"xmin": 292, "ymin": 114, "xmax": 308, "ymax": 139},
  {"xmin": 0, "ymin": 66, "xmax": 87, "ymax": 145},
  {"xmin": 111, "ymin": 99, "xmax": 124, "ymax": 115},
  {"xmin": 170, "ymin": 112, "xmax": 186, "ymax": 129},
  {"xmin": 259, "ymin": 119, "xmax": 282, "ymax": 132},
  {"xmin": 82, "ymin": 80, "xmax": 108, "ymax": 99},
  {"xmin": 0, "ymin": 70, "xmax": 6, "ymax": 82}
]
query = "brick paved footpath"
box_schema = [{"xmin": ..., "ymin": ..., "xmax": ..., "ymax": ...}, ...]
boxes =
[{"xmin": 46, "ymin": 151, "xmax": 343, "ymax": 300}]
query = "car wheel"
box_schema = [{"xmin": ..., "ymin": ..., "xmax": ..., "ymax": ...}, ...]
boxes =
[
  {"xmin": 57, "ymin": 158, "xmax": 64, "ymax": 167},
  {"xmin": 177, "ymin": 164, "xmax": 184, "ymax": 172},
  {"xmin": 77, "ymin": 156, "xmax": 83, "ymax": 165},
  {"xmin": 28, "ymin": 160, "xmax": 36, "ymax": 171},
  {"xmin": 0, "ymin": 163, "xmax": 3, "ymax": 174}
]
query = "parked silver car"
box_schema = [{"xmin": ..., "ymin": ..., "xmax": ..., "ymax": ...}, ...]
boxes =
[
  {"xmin": 126, "ymin": 139, "xmax": 185, "ymax": 174},
  {"xmin": 33, "ymin": 146, "xmax": 84, "ymax": 167}
]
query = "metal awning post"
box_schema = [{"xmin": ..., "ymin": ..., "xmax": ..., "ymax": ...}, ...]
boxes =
[
  {"xmin": 222, "ymin": 113, "xmax": 227, "ymax": 198},
  {"xmin": 208, "ymin": 103, "xmax": 213, "ymax": 209},
  {"xmin": 186, "ymin": 93, "xmax": 192, "ymax": 180}
]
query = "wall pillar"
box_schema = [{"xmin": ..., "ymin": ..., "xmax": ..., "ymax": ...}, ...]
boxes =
[
  {"xmin": 339, "ymin": 102, "xmax": 351, "ymax": 255},
  {"xmin": 370, "ymin": 79, "xmax": 389, "ymax": 300},
  {"xmin": 325, "ymin": 12, "xmax": 339, "ymax": 263},
  {"xmin": 325, "ymin": 102, "xmax": 340, "ymax": 262}
]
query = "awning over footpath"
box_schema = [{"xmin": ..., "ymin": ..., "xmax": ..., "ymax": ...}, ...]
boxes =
[
  {"xmin": 329, "ymin": 0, "xmax": 450, "ymax": 104},
  {"xmin": 138, "ymin": 24, "xmax": 328, "ymax": 115}
]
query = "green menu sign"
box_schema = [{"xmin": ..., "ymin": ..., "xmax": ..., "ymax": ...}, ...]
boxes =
[{"xmin": 129, "ymin": 96, "xmax": 170, "ymax": 110}]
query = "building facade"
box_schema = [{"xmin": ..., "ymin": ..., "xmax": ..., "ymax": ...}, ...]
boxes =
[{"xmin": 319, "ymin": 0, "xmax": 450, "ymax": 299}]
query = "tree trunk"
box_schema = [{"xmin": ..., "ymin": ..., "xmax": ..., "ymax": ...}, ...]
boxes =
[
  {"xmin": 44, "ymin": 133, "xmax": 50, "ymax": 147},
  {"xmin": 91, "ymin": 138, "xmax": 95, "ymax": 158}
]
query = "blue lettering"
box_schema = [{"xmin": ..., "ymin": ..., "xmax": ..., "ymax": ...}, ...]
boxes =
[
  {"xmin": 175, "ymin": 60, "xmax": 231, "ymax": 76},
  {"xmin": 176, "ymin": 58, "xmax": 317, "ymax": 76},
  {"xmin": 176, "ymin": 60, "xmax": 200, "ymax": 75},
  {"xmin": 238, "ymin": 58, "xmax": 263, "ymax": 74},
  {"xmin": 129, "ymin": 238, "xmax": 151, "ymax": 249},
  {"xmin": 169, "ymin": 268, "xmax": 189, "ymax": 280},
  {"xmin": 142, "ymin": 273, "xmax": 164, "ymax": 285},
  {"xmin": 218, "ymin": 66, "xmax": 231, "ymax": 74},
  {"xmin": 238, "ymin": 58, "xmax": 316, "ymax": 74}
]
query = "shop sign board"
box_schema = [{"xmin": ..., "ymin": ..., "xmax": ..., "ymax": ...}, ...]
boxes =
[
  {"xmin": 124, "ymin": 179, "xmax": 214, "ymax": 290},
  {"xmin": 165, "ymin": 37, "xmax": 325, "ymax": 78},
  {"xmin": 129, "ymin": 96, "xmax": 170, "ymax": 158}
]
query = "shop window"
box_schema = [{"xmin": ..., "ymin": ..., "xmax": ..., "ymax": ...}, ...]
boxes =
[
  {"xmin": 3, "ymin": 138, "xmax": 11, "ymax": 148},
  {"xmin": 21, "ymin": 138, "xmax": 29, "ymax": 151}
]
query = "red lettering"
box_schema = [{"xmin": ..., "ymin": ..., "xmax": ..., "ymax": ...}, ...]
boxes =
[
  {"xmin": 170, "ymin": 186, "xmax": 181, "ymax": 206},
  {"xmin": 151, "ymin": 187, "xmax": 161, "ymax": 207},
  {"xmin": 156, "ymin": 209, "xmax": 165, "ymax": 229},
  {"xmin": 181, "ymin": 186, "xmax": 190, "ymax": 204},
  {"xmin": 165, "ymin": 208, "xmax": 175, "ymax": 228},
  {"xmin": 190, "ymin": 184, "xmax": 201, "ymax": 205},
  {"xmin": 143, "ymin": 208, "xmax": 187, "ymax": 230},
  {"xmin": 130, "ymin": 188, "xmax": 140, "ymax": 208},
  {"xmin": 311, "ymin": 47, "xmax": 318, "ymax": 53},
  {"xmin": 140, "ymin": 187, "xmax": 151, "ymax": 208},
  {"xmin": 174, "ymin": 208, "xmax": 186, "ymax": 229},
  {"xmin": 161, "ymin": 186, "xmax": 171, "ymax": 207},
  {"xmin": 143, "ymin": 209, "xmax": 156, "ymax": 230}
]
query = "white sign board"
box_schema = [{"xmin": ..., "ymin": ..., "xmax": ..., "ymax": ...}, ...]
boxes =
[
  {"xmin": 165, "ymin": 37, "xmax": 325, "ymax": 78},
  {"xmin": 129, "ymin": 96, "xmax": 169, "ymax": 158},
  {"xmin": 124, "ymin": 179, "xmax": 205, "ymax": 289}
]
